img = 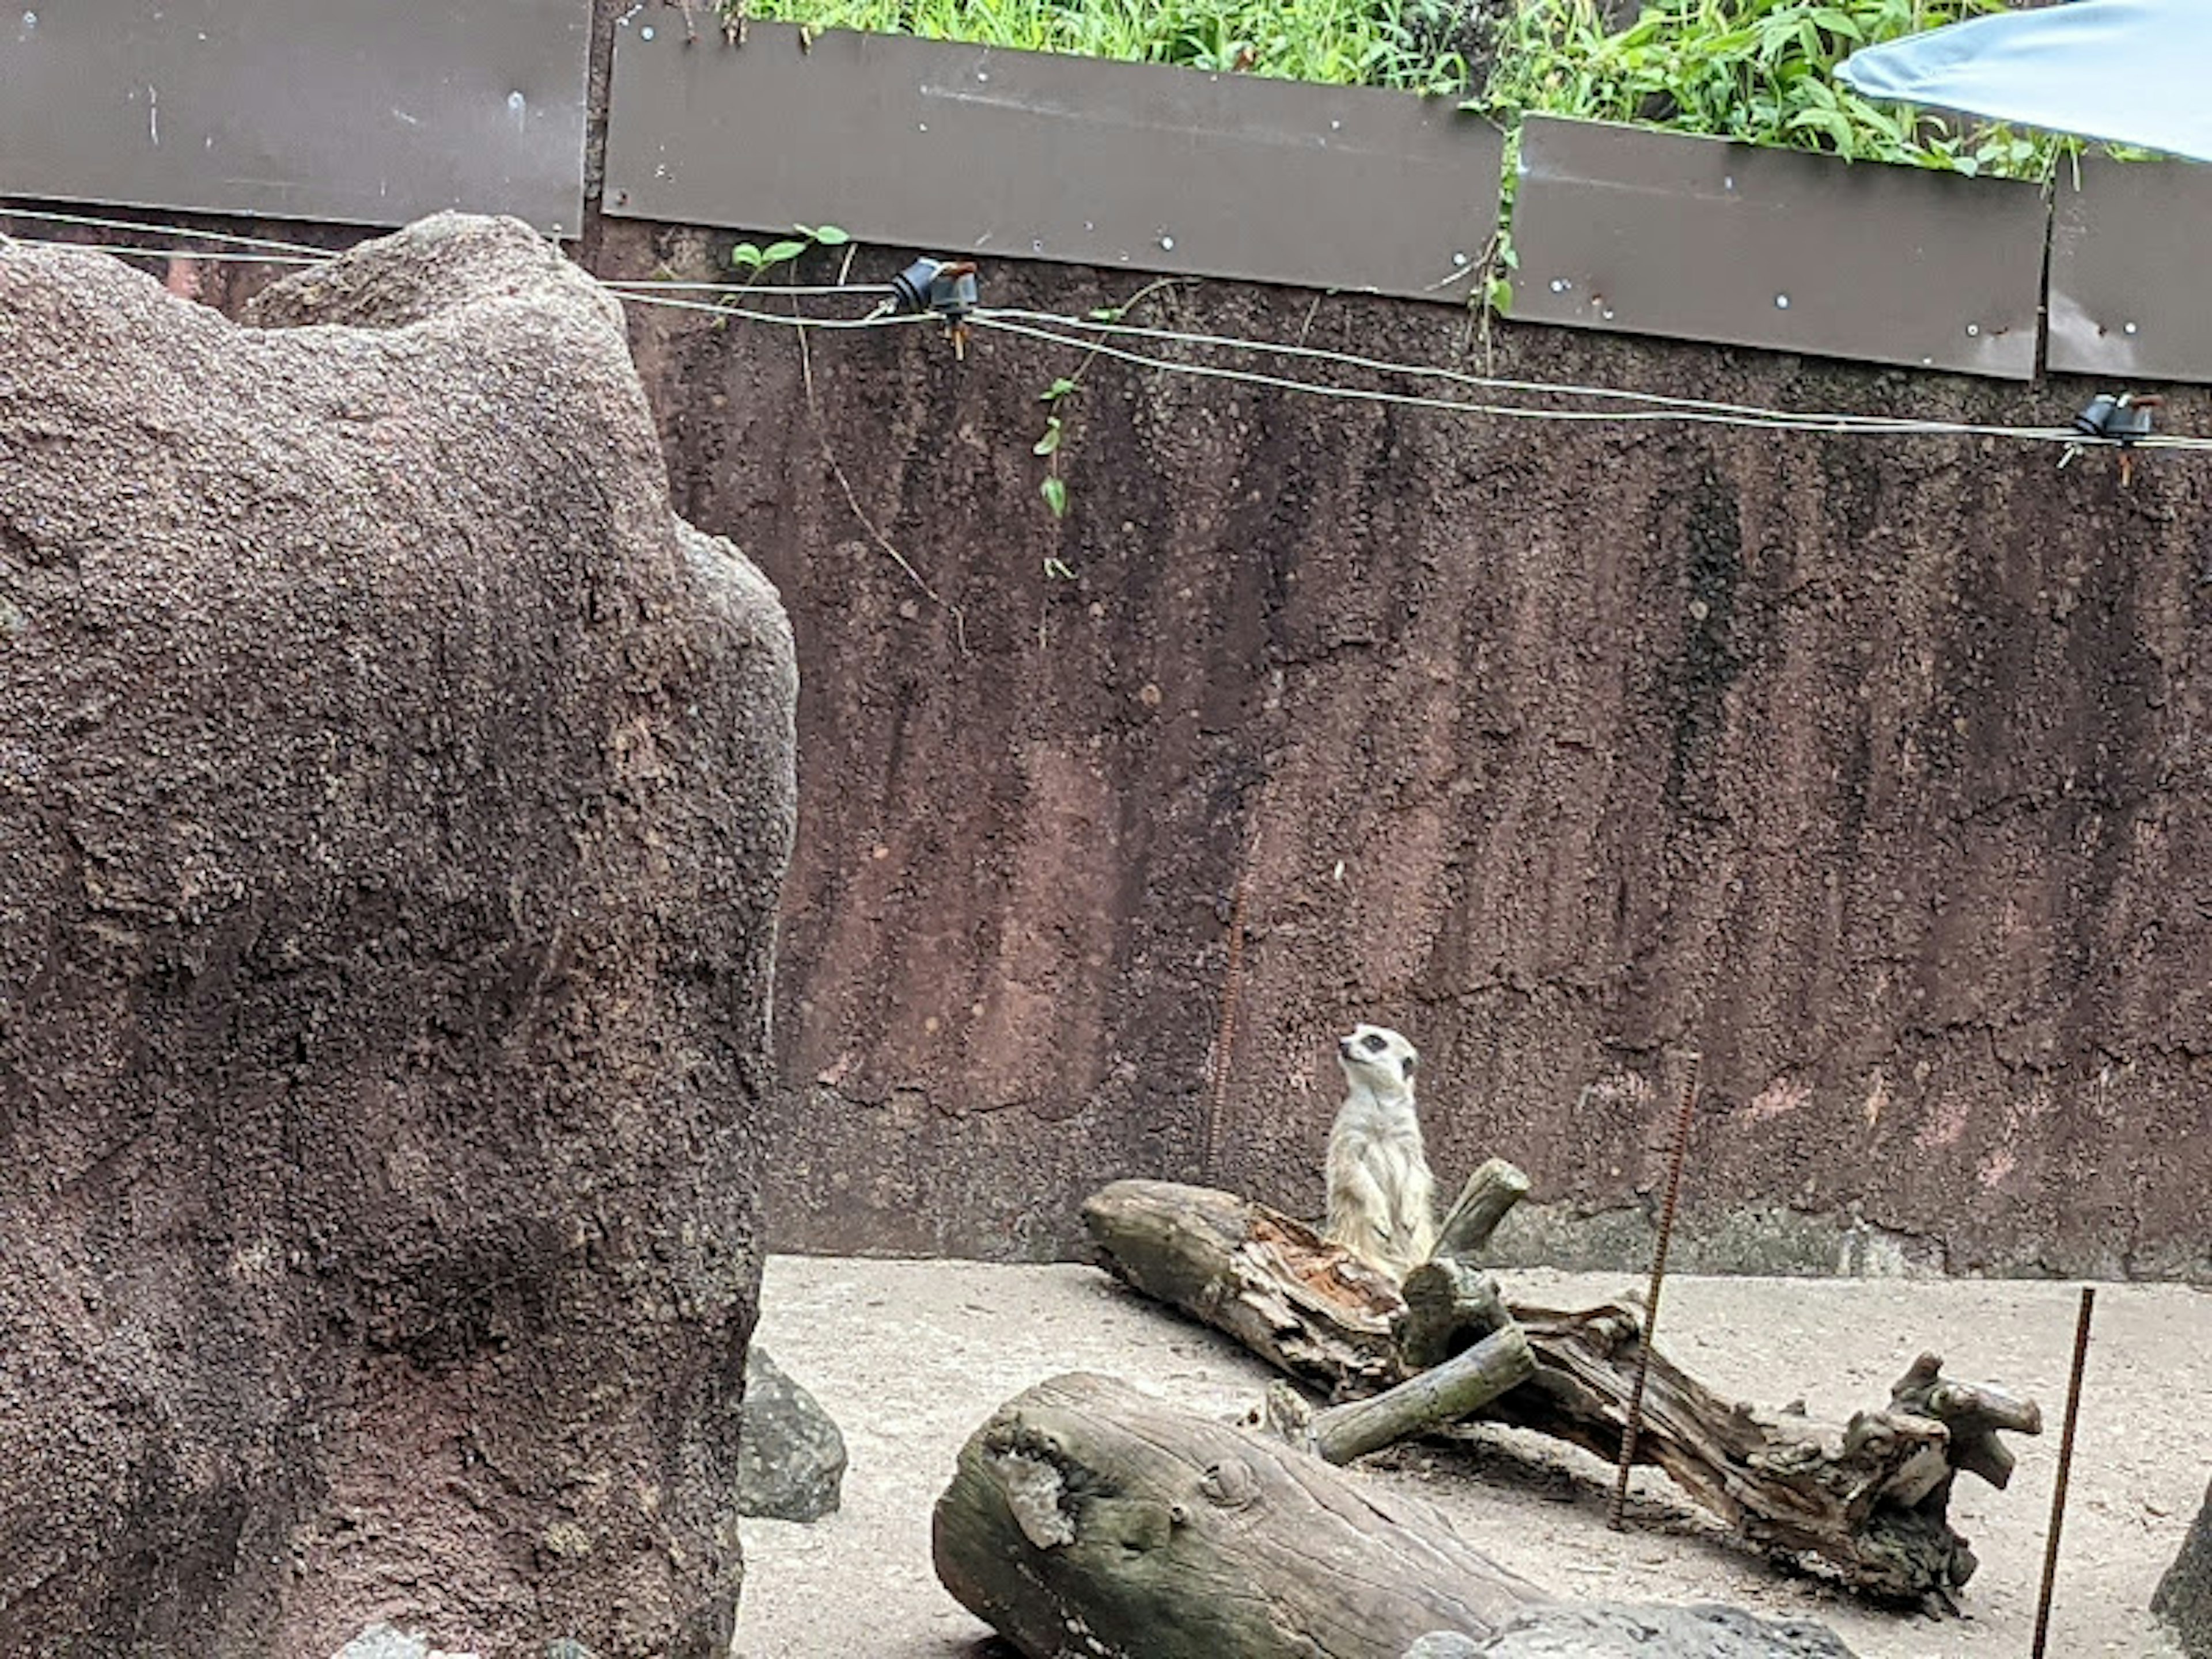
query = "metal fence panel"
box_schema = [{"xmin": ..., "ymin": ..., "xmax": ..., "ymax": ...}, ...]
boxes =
[
  {"xmin": 1508, "ymin": 116, "xmax": 2046, "ymax": 380},
  {"xmin": 603, "ymin": 21, "xmax": 1504, "ymax": 304},
  {"xmin": 2048, "ymin": 156, "xmax": 2212, "ymax": 381},
  {"xmin": 0, "ymin": 0, "xmax": 589, "ymax": 234}
]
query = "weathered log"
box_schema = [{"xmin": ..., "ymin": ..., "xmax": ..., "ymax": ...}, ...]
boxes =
[
  {"xmin": 1490, "ymin": 1301, "xmax": 1979, "ymax": 1599},
  {"xmin": 1268, "ymin": 1327, "xmax": 1538, "ymax": 1465},
  {"xmin": 1432, "ymin": 1160, "xmax": 1532, "ymax": 1262},
  {"xmin": 931, "ymin": 1372, "xmax": 1548, "ymax": 1659},
  {"xmin": 1396, "ymin": 1259, "xmax": 1513, "ymax": 1372},
  {"xmin": 1082, "ymin": 1180, "xmax": 2041, "ymax": 1604},
  {"xmin": 1887, "ymin": 1351, "xmax": 2040, "ymax": 1490},
  {"xmin": 1081, "ymin": 1179, "xmax": 1400, "ymax": 1396}
]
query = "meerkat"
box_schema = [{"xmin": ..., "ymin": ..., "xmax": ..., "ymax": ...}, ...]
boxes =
[{"xmin": 1322, "ymin": 1022, "xmax": 1438, "ymax": 1279}]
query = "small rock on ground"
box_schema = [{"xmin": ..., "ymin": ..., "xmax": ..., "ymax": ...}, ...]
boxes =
[{"xmin": 738, "ymin": 1346, "xmax": 849, "ymax": 1522}]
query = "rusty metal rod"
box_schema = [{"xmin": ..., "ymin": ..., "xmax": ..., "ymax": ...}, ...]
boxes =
[
  {"xmin": 2030, "ymin": 1286, "xmax": 2097, "ymax": 1659},
  {"xmin": 1201, "ymin": 869, "xmax": 1250, "ymax": 1186},
  {"xmin": 1607, "ymin": 1050, "xmax": 1701, "ymax": 1531}
]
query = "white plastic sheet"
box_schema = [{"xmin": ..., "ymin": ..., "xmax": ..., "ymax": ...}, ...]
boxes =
[{"xmin": 1835, "ymin": 0, "xmax": 2212, "ymax": 162}]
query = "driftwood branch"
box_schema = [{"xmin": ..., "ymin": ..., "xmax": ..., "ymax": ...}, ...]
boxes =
[
  {"xmin": 1395, "ymin": 1258, "xmax": 1512, "ymax": 1372},
  {"xmin": 1266, "ymin": 1326, "xmax": 1537, "ymax": 1465},
  {"xmin": 1431, "ymin": 1158, "xmax": 1532, "ymax": 1262},
  {"xmin": 1082, "ymin": 1179, "xmax": 2042, "ymax": 1604}
]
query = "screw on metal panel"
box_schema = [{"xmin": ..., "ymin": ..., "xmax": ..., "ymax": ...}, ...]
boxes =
[
  {"xmin": 1606, "ymin": 1048, "xmax": 1701, "ymax": 1532},
  {"xmin": 2029, "ymin": 1286, "xmax": 2096, "ymax": 1659}
]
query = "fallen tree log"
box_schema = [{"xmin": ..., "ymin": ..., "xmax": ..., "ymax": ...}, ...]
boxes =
[
  {"xmin": 931, "ymin": 1372, "xmax": 1863, "ymax": 1659},
  {"xmin": 1081, "ymin": 1179, "xmax": 2041, "ymax": 1604},
  {"xmin": 932, "ymin": 1371, "xmax": 1547, "ymax": 1659}
]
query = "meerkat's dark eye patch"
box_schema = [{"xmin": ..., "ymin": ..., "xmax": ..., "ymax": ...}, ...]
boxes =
[{"xmin": 1362, "ymin": 1032, "xmax": 1387, "ymax": 1053}]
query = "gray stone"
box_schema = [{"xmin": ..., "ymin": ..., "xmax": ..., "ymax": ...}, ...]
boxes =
[
  {"xmin": 2156, "ymin": 1476, "xmax": 2212, "ymax": 1658},
  {"xmin": 0, "ymin": 215, "xmax": 796, "ymax": 1658},
  {"xmin": 330, "ymin": 1626, "xmax": 482, "ymax": 1659},
  {"xmin": 738, "ymin": 1346, "xmax": 849, "ymax": 1521},
  {"xmin": 1406, "ymin": 1602, "xmax": 1857, "ymax": 1658},
  {"xmin": 331, "ymin": 1627, "xmax": 430, "ymax": 1659}
]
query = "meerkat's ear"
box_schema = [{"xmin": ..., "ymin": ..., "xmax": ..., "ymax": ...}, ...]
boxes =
[{"xmin": 1402, "ymin": 1052, "xmax": 1418, "ymax": 1080}]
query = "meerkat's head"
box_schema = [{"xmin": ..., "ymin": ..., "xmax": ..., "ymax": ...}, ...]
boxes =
[{"xmin": 1337, "ymin": 1023, "xmax": 1418, "ymax": 1100}]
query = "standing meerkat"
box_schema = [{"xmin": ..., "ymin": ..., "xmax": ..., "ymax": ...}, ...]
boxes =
[{"xmin": 1321, "ymin": 1023, "xmax": 1437, "ymax": 1279}]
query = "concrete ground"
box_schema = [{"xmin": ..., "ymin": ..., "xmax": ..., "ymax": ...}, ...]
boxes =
[{"xmin": 733, "ymin": 1256, "xmax": 2210, "ymax": 1659}]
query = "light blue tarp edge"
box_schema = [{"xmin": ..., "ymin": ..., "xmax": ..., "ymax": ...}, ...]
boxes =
[{"xmin": 1835, "ymin": 0, "xmax": 2212, "ymax": 163}]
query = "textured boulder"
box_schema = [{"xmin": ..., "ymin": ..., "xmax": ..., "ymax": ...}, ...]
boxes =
[
  {"xmin": 2157, "ymin": 1476, "xmax": 2212, "ymax": 1658},
  {"xmin": 737, "ymin": 1346, "xmax": 849, "ymax": 1522},
  {"xmin": 1406, "ymin": 1603, "xmax": 1855, "ymax": 1657},
  {"xmin": 0, "ymin": 216, "xmax": 796, "ymax": 1657}
]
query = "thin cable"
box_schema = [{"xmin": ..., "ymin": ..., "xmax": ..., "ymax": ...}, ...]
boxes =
[
  {"xmin": 6, "ymin": 234, "xmax": 328, "ymax": 267},
  {"xmin": 612, "ymin": 287, "xmax": 933, "ymax": 330},
  {"xmin": 601, "ymin": 277, "xmax": 893, "ymax": 298},
  {"xmin": 0, "ymin": 204, "xmax": 338, "ymax": 257},
  {"xmin": 14, "ymin": 213, "xmax": 2210, "ymax": 453},
  {"xmin": 970, "ymin": 310, "xmax": 2212, "ymax": 450},
  {"xmin": 986, "ymin": 305, "xmax": 2008, "ymax": 433}
]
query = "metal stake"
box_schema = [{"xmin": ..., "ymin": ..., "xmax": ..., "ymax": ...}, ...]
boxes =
[
  {"xmin": 1607, "ymin": 1050, "xmax": 1700, "ymax": 1531},
  {"xmin": 2031, "ymin": 1286, "xmax": 2097, "ymax": 1659},
  {"xmin": 1200, "ymin": 869, "xmax": 1250, "ymax": 1187}
]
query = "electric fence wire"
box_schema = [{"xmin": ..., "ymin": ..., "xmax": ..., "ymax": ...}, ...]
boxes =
[
  {"xmin": 966, "ymin": 310, "xmax": 2212, "ymax": 452},
  {"xmin": 0, "ymin": 204, "xmax": 336, "ymax": 257},
  {"xmin": 9, "ymin": 205, "xmax": 2210, "ymax": 453},
  {"xmin": 979, "ymin": 305, "xmax": 2077, "ymax": 435}
]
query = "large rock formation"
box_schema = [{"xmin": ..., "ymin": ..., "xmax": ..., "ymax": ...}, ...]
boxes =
[{"xmin": 0, "ymin": 215, "xmax": 796, "ymax": 1657}]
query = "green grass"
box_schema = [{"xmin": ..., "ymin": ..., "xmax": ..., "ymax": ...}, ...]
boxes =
[
  {"xmin": 1481, "ymin": 0, "xmax": 2063, "ymax": 179},
  {"xmin": 727, "ymin": 0, "xmax": 2080, "ymax": 181},
  {"xmin": 728, "ymin": 0, "xmax": 1479, "ymax": 93}
]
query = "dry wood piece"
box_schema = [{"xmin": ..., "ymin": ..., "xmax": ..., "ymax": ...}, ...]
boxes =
[
  {"xmin": 1267, "ymin": 1326, "xmax": 1537, "ymax": 1465},
  {"xmin": 1433, "ymin": 1158, "xmax": 1534, "ymax": 1261},
  {"xmin": 1396, "ymin": 1258, "xmax": 1513, "ymax": 1372},
  {"xmin": 1082, "ymin": 1179, "xmax": 2043, "ymax": 1604},
  {"xmin": 931, "ymin": 1371, "xmax": 1548, "ymax": 1659},
  {"xmin": 1080, "ymin": 1177, "xmax": 1401, "ymax": 1396}
]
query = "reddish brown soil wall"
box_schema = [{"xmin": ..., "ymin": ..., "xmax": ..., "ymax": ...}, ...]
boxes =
[{"xmin": 595, "ymin": 224, "xmax": 2210, "ymax": 1280}]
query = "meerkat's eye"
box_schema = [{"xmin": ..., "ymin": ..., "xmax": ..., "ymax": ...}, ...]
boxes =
[{"xmin": 1362, "ymin": 1032, "xmax": 1387, "ymax": 1053}]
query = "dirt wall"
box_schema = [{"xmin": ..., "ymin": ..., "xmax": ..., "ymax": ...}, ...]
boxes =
[{"xmin": 593, "ymin": 221, "xmax": 2211, "ymax": 1282}]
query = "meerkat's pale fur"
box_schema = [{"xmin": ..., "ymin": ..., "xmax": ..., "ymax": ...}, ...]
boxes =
[{"xmin": 1321, "ymin": 1023, "xmax": 1437, "ymax": 1279}]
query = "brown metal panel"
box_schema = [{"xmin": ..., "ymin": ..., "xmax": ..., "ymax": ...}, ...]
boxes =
[
  {"xmin": 2048, "ymin": 156, "xmax": 2212, "ymax": 381},
  {"xmin": 1508, "ymin": 116, "xmax": 2046, "ymax": 380},
  {"xmin": 0, "ymin": 1, "xmax": 588, "ymax": 234},
  {"xmin": 603, "ymin": 21, "xmax": 1503, "ymax": 304}
]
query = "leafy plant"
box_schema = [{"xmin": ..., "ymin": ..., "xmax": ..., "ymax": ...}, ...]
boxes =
[
  {"xmin": 1478, "ymin": 0, "xmax": 2067, "ymax": 180},
  {"xmin": 1027, "ymin": 277, "xmax": 1189, "ymax": 540},
  {"xmin": 724, "ymin": 0, "xmax": 1475, "ymax": 95},
  {"xmin": 1036, "ymin": 376, "xmax": 1077, "ymax": 528},
  {"xmin": 729, "ymin": 221, "xmax": 851, "ymax": 279}
]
